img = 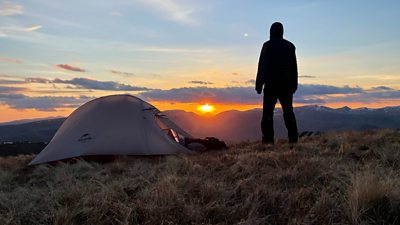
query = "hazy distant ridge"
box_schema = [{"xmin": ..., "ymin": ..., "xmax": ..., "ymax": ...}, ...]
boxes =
[{"xmin": 0, "ymin": 105, "xmax": 399, "ymax": 142}]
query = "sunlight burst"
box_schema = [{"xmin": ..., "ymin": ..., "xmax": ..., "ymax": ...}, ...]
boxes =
[{"xmin": 197, "ymin": 104, "xmax": 215, "ymax": 113}]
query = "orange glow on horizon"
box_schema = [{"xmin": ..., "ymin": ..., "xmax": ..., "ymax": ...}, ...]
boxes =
[
  {"xmin": 151, "ymin": 101, "xmax": 262, "ymax": 115},
  {"xmin": 0, "ymin": 100, "xmax": 399, "ymax": 123}
]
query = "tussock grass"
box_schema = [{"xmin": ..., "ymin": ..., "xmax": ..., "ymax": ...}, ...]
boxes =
[
  {"xmin": 0, "ymin": 129, "xmax": 399, "ymax": 225},
  {"xmin": 347, "ymin": 168, "xmax": 400, "ymax": 225}
]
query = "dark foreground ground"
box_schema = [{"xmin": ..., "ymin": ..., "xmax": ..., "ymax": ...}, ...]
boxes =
[{"xmin": 1, "ymin": 129, "xmax": 400, "ymax": 225}]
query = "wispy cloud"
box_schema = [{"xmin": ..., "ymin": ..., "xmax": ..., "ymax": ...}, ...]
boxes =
[
  {"xmin": 0, "ymin": 85, "xmax": 25, "ymax": 93},
  {"xmin": 25, "ymin": 25, "xmax": 42, "ymax": 32},
  {"xmin": 0, "ymin": 57, "xmax": 23, "ymax": 63},
  {"xmin": 246, "ymin": 79, "xmax": 255, "ymax": 84},
  {"xmin": 0, "ymin": 76, "xmax": 153, "ymax": 110},
  {"xmin": 369, "ymin": 86, "xmax": 394, "ymax": 91},
  {"xmin": 299, "ymin": 75, "xmax": 316, "ymax": 78},
  {"xmin": 295, "ymin": 85, "xmax": 400, "ymax": 104},
  {"xmin": 25, "ymin": 77, "xmax": 52, "ymax": 84},
  {"xmin": 189, "ymin": 80, "xmax": 214, "ymax": 85},
  {"xmin": 294, "ymin": 98, "xmax": 326, "ymax": 104},
  {"xmin": 26, "ymin": 77, "xmax": 150, "ymax": 91},
  {"xmin": 296, "ymin": 84, "xmax": 363, "ymax": 96},
  {"xmin": 0, "ymin": 93, "xmax": 91, "ymax": 111},
  {"xmin": 137, "ymin": 0, "xmax": 198, "ymax": 25},
  {"xmin": 0, "ymin": 74, "xmax": 19, "ymax": 78},
  {"xmin": 0, "ymin": 79, "xmax": 25, "ymax": 84},
  {"xmin": 54, "ymin": 78, "xmax": 150, "ymax": 91},
  {"xmin": 322, "ymin": 90, "xmax": 400, "ymax": 103},
  {"xmin": 0, "ymin": 25, "xmax": 43, "ymax": 37},
  {"xmin": 0, "ymin": 1, "xmax": 23, "ymax": 16},
  {"xmin": 54, "ymin": 64, "xmax": 86, "ymax": 72},
  {"xmin": 110, "ymin": 70, "xmax": 135, "ymax": 76},
  {"xmin": 0, "ymin": 82, "xmax": 92, "ymax": 111},
  {"xmin": 141, "ymin": 86, "xmax": 259, "ymax": 104},
  {"xmin": 230, "ymin": 79, "xmax": 255, "ymax": 86}
]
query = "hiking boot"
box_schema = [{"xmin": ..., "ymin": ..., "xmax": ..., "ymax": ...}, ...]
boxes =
[
  {"xmin": 262, "ymin": 138, "xmax": 274, "ymax": 145},
  {"xmin": 288, "ymin": 136, "xmax": 298, "ymax": 144}
]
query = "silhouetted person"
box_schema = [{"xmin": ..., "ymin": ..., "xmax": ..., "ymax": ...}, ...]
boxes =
[{"xmin": 255, "ymin": 22, "xmax": 298, "ymax": 144}]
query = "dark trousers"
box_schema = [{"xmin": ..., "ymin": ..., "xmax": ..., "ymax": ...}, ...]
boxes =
[{"xmin": 261, "ymin": 94, "xmax": 298, "ymax": 142}]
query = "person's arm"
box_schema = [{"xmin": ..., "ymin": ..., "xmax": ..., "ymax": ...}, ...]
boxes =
[
  {"xmin": 255, "ymin": 44, "xmax": 268, "ymax": 94},
  {"xmin": 291, "ymin": 46, "xmax": 298, "ymax": 94}
]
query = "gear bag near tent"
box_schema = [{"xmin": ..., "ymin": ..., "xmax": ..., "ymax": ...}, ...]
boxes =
[{"xmin": 29, "ymin": 95, "xmax": 226, "ymax": 165}]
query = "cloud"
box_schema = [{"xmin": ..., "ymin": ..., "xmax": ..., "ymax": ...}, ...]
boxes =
[
  {"xmin": 294, "ymin": 97, "xmax": 326, "ymax": 104},
  {"xmin": 299, "ymin": 75, "xmax": 316, "ymax": 78},
  {"xmin": 0, "ymin": 57, "xmax": 23, "ymax": 63},
  {"xmin": 189, "ymin": 80, "xmax": 214, "ymax": 85},
  {"xmin": 0, "ymin": 76, "xmax": 151, "ymax": 110},
  {"xmin": 25, "ymin": 25, "xmax": 42, "ymax": 32},
  {"xmin": 369, "ymin": 86, "xmax": 394, "ymax": 91},
  {"xmin": 25, "ymin": 77, "xmax": 52, "ymax": 84},
  {"xmin": 25, "ymin": 77, "xmax": 150, "ymax": 91},
  {"xmin": 1, "ymin": 81, "xmax": 399, "ymax": 111},
  {"xmin": 296, "ymin": 84, "xmax": 363, "ymax": 96},
  {"xmin": 0, "ymin": 94, "xmax": 91, "ymax": 111},
  {"xmin": 366, "ymin": 90, "xmax": 400, "ymax": 99},
  {"xmin": 321, "ymin": 90, "xmax": 400, "ymax": 103},
  {"xmin": 298, "ymin": 85, "xmax": 400, "ymax": 104},
  {"xmin": 0, "ymin": 74, "xmax": 19, "ymax": 78},
  {"xmin": 0, "ymin": 85, "xmax": 25, "ymax": 93},
  {"xmin": 54, "ymin": 78, "xmax": 150, "ymax": 91},
  {"xmin": 110, "ymin": 70, "xmax": 135, "ymax": 76},
  {"xmin": 230, "ymin": 80, "xmax": 255, "ymax": 86},
  {"xmin": 54, "ymin": 64, "xmax": 86, "ymax": 72},
  {"xmin": 0, "ymin": 1, "xmax": 23, "ymax": 16},
  {"xmin": 137, "ymin": 0, "xmax": 198, "ymax": 25},
  {"xmin": 141, "ymin": 86, "xmax": 258, "ymax": 104},
  {"xmin": 0, "ymin": 25, "xmax": 42, "ymax": 37},
  {"xmin": 140, "ymin": 84, "xmax": 399, "ymax": 105},
  {"xmin": 247, "ymin": 79, "xmax": 255, "ymax": 84},
  {"xmin": 0, "ymin": 79, "xmax": 25, "ymax": 85}
]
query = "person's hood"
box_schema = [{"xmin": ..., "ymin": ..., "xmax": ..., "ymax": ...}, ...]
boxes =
[{"xmin": 270, "ymin": 22, "xmax": 284, "ymax": 39}]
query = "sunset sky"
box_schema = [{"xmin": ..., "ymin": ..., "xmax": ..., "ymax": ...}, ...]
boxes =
[{"xmin": 1, "ymin": 0, "xmax": 400, "ymax": 122}]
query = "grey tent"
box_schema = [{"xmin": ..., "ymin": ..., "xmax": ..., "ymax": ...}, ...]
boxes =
[{"xmin": 29, "ymin": 95, "xmax": 194, "ymax": 165}]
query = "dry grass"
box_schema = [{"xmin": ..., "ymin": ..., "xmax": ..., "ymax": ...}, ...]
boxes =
[
  {"xmin": 0, "ymin": 129, "xmax": 400, "ymax": 225},
  {"xmin": 347, "ymin": 168, "xmax": 400, "ymax": 225}
]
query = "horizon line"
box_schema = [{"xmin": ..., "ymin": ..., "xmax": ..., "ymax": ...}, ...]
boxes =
[{"xmin": 1, "ymin": 104, "xmax": 399, "ymax": 125}]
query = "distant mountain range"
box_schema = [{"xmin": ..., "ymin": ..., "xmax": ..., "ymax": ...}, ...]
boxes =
[{"xmin": 0, "ymin": 105, "xmax": 399, "ymax": 143}]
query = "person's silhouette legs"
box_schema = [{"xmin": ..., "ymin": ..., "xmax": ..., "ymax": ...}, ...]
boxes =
[
  {"xmin": 262, "ymin": 93, "xmax": 298, "ymax": 144},
  {"xmin": 261, "ymin": 94, "xmax": 277, "ymax": 144},
  {"xmin": 279, "ymin": 94, "xmax": 298, "ymax": 143}
]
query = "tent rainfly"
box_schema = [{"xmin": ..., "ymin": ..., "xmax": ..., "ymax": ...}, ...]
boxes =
[{"xmin": 29, "ymin": 95, "xmax": 195, "ymax": 165}]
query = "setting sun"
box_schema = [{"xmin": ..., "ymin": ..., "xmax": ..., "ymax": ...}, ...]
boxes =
[{"xmin": 197, "ymin": 104, "xmax": 215, "ymax": 113}]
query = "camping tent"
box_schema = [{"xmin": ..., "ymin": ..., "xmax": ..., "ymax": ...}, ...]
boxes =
[{"xmin": 29, "ymin": 95, "xmax": 194, "ymax": 165}]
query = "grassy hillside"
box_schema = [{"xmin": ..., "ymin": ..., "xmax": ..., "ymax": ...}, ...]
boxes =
[{"xmin": 1, "ymin": 129, "xmax": 400, "ymax": 225}]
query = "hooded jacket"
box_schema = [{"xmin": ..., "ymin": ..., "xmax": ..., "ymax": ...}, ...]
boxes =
[{"xmin": 256, "ymin": 22, "xmax": 298, "ymax": 95}]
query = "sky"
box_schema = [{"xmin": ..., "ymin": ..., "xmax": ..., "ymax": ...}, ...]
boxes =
[{"xmin": 1, "ymin": 0, "xmax": 400, "ymax": 122}]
